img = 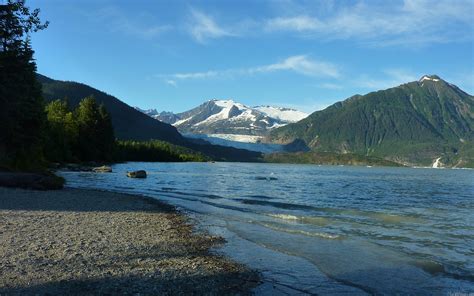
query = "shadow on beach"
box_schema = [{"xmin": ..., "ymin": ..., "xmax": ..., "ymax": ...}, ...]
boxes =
[{"xmin": 0, "ymin": 187, "xmax": 174, "ymax": 213}]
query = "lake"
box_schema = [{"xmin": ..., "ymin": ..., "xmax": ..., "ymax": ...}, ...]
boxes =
[{"xmin": 60, "ymin": 162, "xmax": 474, "ymax": 295}]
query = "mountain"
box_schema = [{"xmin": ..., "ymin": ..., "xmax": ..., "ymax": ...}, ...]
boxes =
[
  {"xmin": 37, "ymin": 74, "xmax": 262, "ymax": 162},
  {"xmin": 138, "ymin": 99, "xmax": 308, "ymax": 137},
  {"xmin": 38, "ymin": 74, "xmax": 185, "ymax": 144},
  {"xmin": 268, "ymin": 75, "xmax": 474, "ymax": 167},
  {"xmin": 134, "ymin": 107, "xmax": 159, "ymax": 117}
]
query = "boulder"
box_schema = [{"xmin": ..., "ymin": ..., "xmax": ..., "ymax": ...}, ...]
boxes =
[
  {"xmin": 255, "ymin": 176, "xmax": 278, "ymax": 181},
  {"xmin": 0, "ymin": 172, "xmax": 64, "ymax": 190},
  {"xmin": 127, "ymin": 170, "xmax": 147, "ymax": 178},
  {"xmin": 92, "ymin": 165, "xmax": 112, "ymax": 173}
]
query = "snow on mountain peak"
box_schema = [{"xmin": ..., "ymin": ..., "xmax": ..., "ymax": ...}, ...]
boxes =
[
  {"xmin": 144, "ymin": 99, "xmax": 309, "ymax": 138},
  {"xmin": 212, "ymin": 99, "xmax": 246, "ymax": 110},
  {"xmin": 254, "ymin": 105, "xmax": 308, "ymax": 123},
  {"xmin": 209, "ymin": 100, "xmax": 308, "ymax": 123},
  {"xmin": 419, "ymin": 75, "xmax": 441, "ymax": 83}
]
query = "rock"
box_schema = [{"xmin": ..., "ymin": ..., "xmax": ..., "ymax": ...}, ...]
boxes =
[
  {"xmin": 0, "ymin": 172, "xmax": 64, "ymax": 190},
  {"xmin": 255, "ymin": 176, "xmax": 278, "ymax": 181},
  {"xmin": 127, "ymin": 170, "xmax": 147, "ymax": 178},
  {"xmin": 92, "ymin": 166, "xmax": 112, "ymax": 173}
]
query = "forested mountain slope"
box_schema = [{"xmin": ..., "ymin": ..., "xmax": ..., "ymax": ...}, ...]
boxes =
[
  {"xmin": 38, "ymin": 74, "xmax": 185, "ymax": 144},
  {"xmin": 268, "ymin": 75, "xmax": 474, "ymax": 167},
  {"xmin": 37, "ymin": 74, "xmax": 262, "ymax": 162}
]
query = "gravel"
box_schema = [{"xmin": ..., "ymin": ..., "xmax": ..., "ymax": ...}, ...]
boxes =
[{"xmin": 0, "ymin": 187, "xmax": 259, "ymax": 295}]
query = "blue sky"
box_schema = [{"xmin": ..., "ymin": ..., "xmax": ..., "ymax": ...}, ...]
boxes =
[{"xmin": 29, "ymin": 0, "xmax": 474, "ymax": 113}]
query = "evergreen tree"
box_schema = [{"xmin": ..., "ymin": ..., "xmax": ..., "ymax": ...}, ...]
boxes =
[
  {"xmin": 75, "ymin": 96, "xmax": 101, "ymax": 161},
  {"xmin": 97, "ymin": 104, "xmax": 115, "ymax": 160},
  {"xmin": 44, "ymin": 99, "xmax": 77, "ymax": 162},
  {"xmin": 75, "ymin": 96, "xmax": 115, "ymax": 161},
  {"xmin": 0, "ymin": 0, "xmax": 48, "ymax": 169}
]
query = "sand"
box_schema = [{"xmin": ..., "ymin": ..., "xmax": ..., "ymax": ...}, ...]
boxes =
[{"xmin": 0, "ymin": 187, "xmax": 259, "ymax": 295}]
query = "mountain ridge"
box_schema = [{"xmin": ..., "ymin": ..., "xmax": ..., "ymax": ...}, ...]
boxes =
[
  {"xmin": 37, "ymin": 74, "xmax": 263, "ymax": 162},
  {"xmin": 38, "ymin": 73, "xmax": 473, "ymax": 167},
  {"xmin": 268, "ymin": 75, "xmax": 474, "ymax": 167},
  {"xmin": 136, "ymin": 99, "xmax": 308, "ymax": 138},
  {"xmin": 38, "ymin": 74, "xmax": 185, "ymax": 144}
]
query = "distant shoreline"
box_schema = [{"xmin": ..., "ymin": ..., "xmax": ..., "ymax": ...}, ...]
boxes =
[{"xmin": 0, "ymin": 187, "xmax": 259, "ymax": 295}]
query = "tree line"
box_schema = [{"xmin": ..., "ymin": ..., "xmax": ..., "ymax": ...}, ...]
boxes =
[
  {"xmin": 1, "ymin": 0, "xmax": 48, "ymax": 170},
  {"xmin": 44, "ymin": 97, "xmax": 206, "ymax": 163},
  {"xmin": 1, "ymin": 0, "xmax": 204, "ymax": 171},
  {"xmin": 44, "ymin": 97, "xmax": 115, "ymax": 163},
  {"xmin": 0, "ymin": 1, "xmax": 115, "ymax": 169},
  {"xmin": 115, "ymin": 140, "xmax": 207, "ymax": 162}
]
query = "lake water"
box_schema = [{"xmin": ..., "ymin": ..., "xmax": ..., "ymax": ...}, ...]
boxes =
[{"xmin": 60, "ymin": 162, "xmax": 474, "ymax": 295}]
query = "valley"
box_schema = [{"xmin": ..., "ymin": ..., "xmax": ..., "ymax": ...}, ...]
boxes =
[{"xmin": 132, "ymin": 76, "xmax": 474, "ymax": 167}]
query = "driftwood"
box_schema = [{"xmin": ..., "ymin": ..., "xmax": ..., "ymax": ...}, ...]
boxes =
[{"xmin": 92, "ymin": 166, "xmax": 112, "ymax": 173}]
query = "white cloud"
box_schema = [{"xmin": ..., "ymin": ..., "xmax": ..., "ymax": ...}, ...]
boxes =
[
  {"xmin": 160, "ymin": 55, "xmax": 340, "ymax": 82},
  {"xmin": 88, "ymin": 2, "xmax": 472, "ymax": 47},
  {"xmin": 172, "ymin": 70, "xmax": 220, "ymax": 80},
  {"xmin": 138, "ymin": 26, "xmax": 171, "ymax": 39},
  {"xmin": 165, "ymin": 79, "xmax": 177, "ymax": 87},
  {"xmin": 264, "ymin": 0, "xmax": 474, "ymax": 46},
  {"xmin": 266, "ymin": 16, "xmax": 322, "ymax": 32},
  {"xmin": 188, "ymin": 9, "xmax": 234, "ymax": 43},
  {"xmin": 355, "ymin": 69, "xmax": 420, "ymax": 90},
  {"xmin": 318, "ymin": 83, "xmax": 343, "ymax": 90},
  {"xmin": 92, "ymin": 6, "xmax": 171, "ymax": 39},
  {"xmin": 339, "ymin": 69, "xmax": 474, "ymax": 93},
  {"xmin": 250, "ymin": 55, "xmax": 340, "ymax": 78}
]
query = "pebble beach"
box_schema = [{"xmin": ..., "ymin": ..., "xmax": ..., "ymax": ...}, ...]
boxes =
[{"xmin": 0, "ymin": 187, "xmax": 259, "ymax": 295}]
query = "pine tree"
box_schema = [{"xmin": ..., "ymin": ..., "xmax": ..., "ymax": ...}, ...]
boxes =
[
  {"xmin": 75, "ymin": 96, "xmax": 115, "ymax": 161},
  {"xmin": 98, "ymin": 104, "xmax": 115, "ymax": 161},
  {"xmin": 75, "ymin": 96, "xmax": 101, "ymax": 161},
  {"xmin": 44, "ymin": 99, "xmax": 77, "ymax": 162},
  {"xmin": 0, "ymin": 0, "xmax": 48, "ymax": 169}
]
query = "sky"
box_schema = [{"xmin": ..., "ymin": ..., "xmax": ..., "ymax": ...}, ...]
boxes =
[{"xmin": 29, "ymin": 0, "xmax": 474, "ymax": 113}]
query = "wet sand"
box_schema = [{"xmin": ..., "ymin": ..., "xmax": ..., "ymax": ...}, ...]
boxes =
[{"xmin": 0, "ymin": 187, "xmax": 259, "ymax": 295}]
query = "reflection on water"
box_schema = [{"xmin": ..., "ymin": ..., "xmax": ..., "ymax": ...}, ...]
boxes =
[{"xmin": 60, "ymin": 162, "xmax": 474, "ymax": 295}]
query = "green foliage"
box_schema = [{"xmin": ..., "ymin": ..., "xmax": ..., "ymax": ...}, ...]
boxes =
[
  {"xmin": 75, "ymin": 96, "xmax": 115, "ymax": 161},
  {"xmin": 44, "ymin": 99, "xmax": 77, "ymax": 162},
  {"xmin": 264, "ymin": 151, "xmax": 402, "ymax": 167},
  {"xmin": 187, "ymin": 142, "xmax": 263, "ymax": 162},
  {"xmin": 44, "ymin": 96, "xmax": 115, "ymax": 162},
  {"xmin": 98, "ymin": 104, "xmax": 115, "ymax": 159},
  {"xmin": 269, "ymin": 77, "xmax": 474, "ymax": 167},
  {"xmin": 115, "ymin": 140, "xmax": 208, "ymax": 162},
  {"xmin": 38, "ymin": 74, "xmax": 185, "ymax": 143},
  {"xmin": 41, "ymin": 95, "xmax": 262, "ymax": 164},
  {"xmin": 0, "ymin": 1, "xmax": 212, "ymax": 170},
  {"xmin": 0, "ymin": 0, "xmax": 48, "ymax": 170},
  {"xmin": 37, "ymin": 74, "xmax": 265, "ymax": 162},
  {"xmin": 44, "ymin": 98, "xmax": 207, "ymax": 163}
]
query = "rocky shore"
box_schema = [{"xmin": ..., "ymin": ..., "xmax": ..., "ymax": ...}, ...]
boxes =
[{"xmin": 0, "ymin": 187, "xmax": 259, "ymax": 295}]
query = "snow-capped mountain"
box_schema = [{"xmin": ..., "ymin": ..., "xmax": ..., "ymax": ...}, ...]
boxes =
[
  {"xmin": 253, "ymin": 106, "xmax": 308, "ymax": 123},
  {"xmin": 137, "ymin": 99, "xmax": 308, "ymax": 138},
  {"xmin": 134, "ymin": 107, "xmax": 159, "ymax": 117},
  {"xmin": 134, "ymin": 108, "xmax": 181, "ymax": 123}
]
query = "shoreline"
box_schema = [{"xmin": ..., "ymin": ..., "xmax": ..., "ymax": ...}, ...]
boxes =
[{"xmin": 0, "ymin": 187, "xmax": 260, "ymax": 295}]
